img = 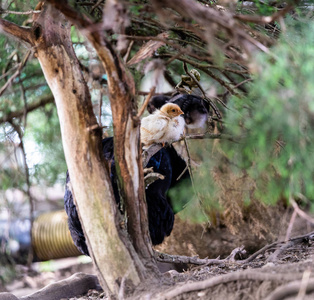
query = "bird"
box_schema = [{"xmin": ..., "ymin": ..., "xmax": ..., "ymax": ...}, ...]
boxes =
[
  {"xmin": 148, "ymin": 94, "xmax": 210, "ymax": 129},
  {"xmin": 141, "ymin": 103, "xmax": 185, "ymax": 148},
  {"xmin": 147, "ymin": 95, "xmax": 170, "ymax": 114},
  {"xmin": 64, "ymin": 137, "xmax": 191, "ymax": 256}
]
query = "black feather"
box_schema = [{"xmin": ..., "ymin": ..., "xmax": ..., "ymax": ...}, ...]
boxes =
[
  {"xmin": 64, "ymin": 137, "xmax": 190, "ymax": 255},
  {"xmin": 148, "ymin": 94, "xmax": 210, "ymax": 128},
  {"xmin": 64, "ymin": 173, "xmax": 90, "ymax": 256},
  {"xmin": 147, "ymin": 95, "xmax": 170, "ymax": 114}
]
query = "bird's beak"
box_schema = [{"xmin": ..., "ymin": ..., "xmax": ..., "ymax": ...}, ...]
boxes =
[{"xmin": 179, "ymin": 109, "xmax": 184, "ymax": 115}]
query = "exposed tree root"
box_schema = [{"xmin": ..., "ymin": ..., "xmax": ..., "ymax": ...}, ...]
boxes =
[
  {"xmin": 156, "ymin": 231, "xmax": 314, "ymax": 269},
  {"xmin": 265, "ymin": 278, "xmax": 314, "ymax": 300},
  {"xmin": 3, "ymin": 231, "xmax": 314, "ymax": 300},
  {"xmin": 156, "ymin": 270, "xmax": 311, "ymax": 300},
  {"xmin": 0, "ymin": 273, "xmax": 101, "ymax": 300}
]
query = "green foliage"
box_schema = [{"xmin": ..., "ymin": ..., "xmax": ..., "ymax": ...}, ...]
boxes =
[
  {"xmin": 251, "ymin": 0, "xmax": 276, "ymax": 16},
  {"xmin": 25, "ymin": 104, "xmax": 67, "ymax": 185},
  {"xmin": 221, "ymin": 18, "xmax": 314, "ymax": 205},
  {"xmin": 1, "ymin": 0, "xmax": 313, "ymax": 242}
]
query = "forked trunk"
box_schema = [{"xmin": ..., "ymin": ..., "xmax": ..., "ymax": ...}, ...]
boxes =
[{"xmin": 27, "ymin": 2, "xmax": 158, "ymax": 296}]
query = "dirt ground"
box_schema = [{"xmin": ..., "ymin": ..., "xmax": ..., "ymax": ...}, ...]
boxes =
[{"xmin": 2, "ymin": 225, "xmax": 314, "ymax": 300}]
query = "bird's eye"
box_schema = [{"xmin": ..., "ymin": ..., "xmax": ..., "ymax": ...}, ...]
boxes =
[{"xmin": 172, "ymin": 109, "xmax": 175, "ymax": 112}]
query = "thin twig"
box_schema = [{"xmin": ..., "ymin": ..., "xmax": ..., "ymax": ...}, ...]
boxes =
[
  {"xmin": 0, "ymin": 64, "xmax": 19, "ymax": 81},
  {"xmin": 165, "ymin": 51, "xmax": 182, "ymax": 66},
  {"xmin": 176, "ymin": 165, "xmax": 188, "ymax": 181},
  {"xmin": 290, "ymin": 198, "xmax": 314, "ymax": 224},
  {"xmin": 0, "ymin": 9, "xmax": 41, "ymax": 15},
  {"xmin": 90, "ymin": 0, "xmax": 104, "ymax": 14},
  {"xmin": 181, "ymin": 132, "xmax": 238, "ymax": 143},
  {"xmin": 0, "ymin": 50, "xmax": 32, "ymax": 97},
  {"xmin": 137, "ymin": 91, "xmax": 172, "ymax": 96},
  {"xmin": 234, "ymin": 3, "xmax": 295, "ymax": 24},
  {"xmin": 137, "ymin": 86, "xmax": 156, "ymax": 118},
  {"xmin": 86, "ymin": 124, "xmax": 108, "ymax": 132},
  {"xmin": 16, "ymin": 53, "xmax": 28, "ymax": 128},
  {"xmin": 285, "ymin": 209, "xmax": 297, "ymax": 241},
  {"xmin": 123, "ymin": 40, "xmax": 134, "ymax": 63},
  {"xmin": 242, "ymin": 231, "xmax": 314, "ymax": 264},
  {"xmin": 8, "ymin": 121, "xmax": 34, "ymax": 267},
  {"xmin": 266, "ymin": 240, "xmax": 294, "ymax": 262},
  {"xmin": 183, "ymin": 62, "xmax": 222, "ymax": 119},
  {"xmin": 0, "ymin": 95, "xmax": 54, "ymax": 124},
  {"xmin": 289, "ymin": 175, "xmax": 312, "ymax": 233},
  {"xmin": 98, "ymin": 91, "xmax": 103, "ymax": 128}
]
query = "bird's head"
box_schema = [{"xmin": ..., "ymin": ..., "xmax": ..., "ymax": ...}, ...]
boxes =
[{"xmin": 160, "ymin": 103, "xmax": 184, "ymax": 118}]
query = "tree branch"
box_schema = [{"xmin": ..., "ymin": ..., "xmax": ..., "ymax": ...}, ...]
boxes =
[
  {"xmin": 0, "ymin": 18, "xmax": 33, "ymax": 45},
  {"xmin": 46, "ymin": 0, "xmax": 160, "ymax": 282},
  {"xmin": 8, "ymin": 120, "xmax": 35, "ymax": 266},
  {"xmin": 0, "ymin": 9, "xmax": 41, "ymax": 15},
  {"xmin": 137, "ymin": 86, "xmax": 156, "ymax": 118},
  {"xmin": 234, "ymin": 3, "xmax": 295, "ymax": 24},
  {"xmin": 0, "ymin": 95, "xmax": 54, "ymax": 124},
  {"xmin": 0, "ymin": 50, "xmax": 32, "ymax": 97},
  {"xmin": 151, "ymin": 0, "xmax": 270, "ymax": 54}
]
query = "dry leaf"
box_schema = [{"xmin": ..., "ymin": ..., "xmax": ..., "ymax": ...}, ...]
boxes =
[{"xmin": 127, "ymin": 32, "xmax": 169, "ymax": 66}]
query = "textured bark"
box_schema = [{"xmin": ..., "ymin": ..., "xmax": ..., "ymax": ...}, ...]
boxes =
[
  {"xmin": 0, "ymin": 18, "xmax": 32, "ymax": 44},
  {"xmin": 85, "ymin": 30, "xmax": 159, "ymax": 274},
  {"xmin": 26, "ymin": 3, "xmax": 142, "ymax": 296},
  {"xmin": 46, "ymin": 0, "xmax": 160, "ymax": 279},
  {"xmin": 20, "ymin": 273, "xmax": 99, "ymax": 300},
  {"xmin": 0, "ymin": 1, "xmax": 160, "ymax": 295}
]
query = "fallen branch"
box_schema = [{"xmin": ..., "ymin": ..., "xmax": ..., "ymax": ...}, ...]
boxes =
[
  {"xmin": 155, "ymin": 245, "xmax": 246, "ymax": 267},
  {"xmin": 155, "ymin": 252, "xmax": 224, "ymax": 266}
]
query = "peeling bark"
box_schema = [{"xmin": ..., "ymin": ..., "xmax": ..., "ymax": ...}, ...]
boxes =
[
  {"xmin": 0, "ymin": 1, "xmax": 160, "ymax": 295},
  {"xmin": 0, "ymin": 18, "xmax": 32, "ymax": 44},
  {"xmin": 25, "ymin": 2, "xmax": 145, "ymax": 296},
  {"xmin": 46, "ymin": 0, "xmax": 160, "ymax": 279}
]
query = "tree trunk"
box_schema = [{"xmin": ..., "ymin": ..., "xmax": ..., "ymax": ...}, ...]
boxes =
[
  {"xmin": 46, "ymin": 0, "xmax": 160, "ymax": 278},
  {"xmin": 0, "ymin": 2, "xmax": 159, "ymax": 297}
]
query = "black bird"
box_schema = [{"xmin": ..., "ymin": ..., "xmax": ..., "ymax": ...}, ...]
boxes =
[
  {"xmin": 64, "ymin": 137, "xmax": 190, "ymax": 256},
  {"xmin": 148, "ymin": 94, "xmax": 210, "ymax": 129},
  {"xmin": 147, "ymin": 95, "xmax": 170, "ymax": 114}
]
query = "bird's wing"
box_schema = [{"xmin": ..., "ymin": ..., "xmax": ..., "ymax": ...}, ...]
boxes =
[{"xmin": 149, "ymin": 118, "xmax": 169, "ymax": 141}]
